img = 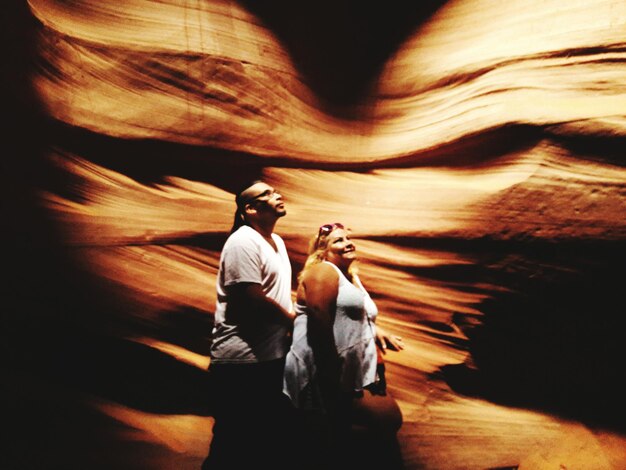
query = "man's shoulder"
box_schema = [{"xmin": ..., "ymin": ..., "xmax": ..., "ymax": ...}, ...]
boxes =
[
  {"xmin": 271, "ymin": 232, "xmax": 286, "ymax": 247},
  {"xmin": 224, "ymin": 226, "xmax": 260, "ymax": 249}
]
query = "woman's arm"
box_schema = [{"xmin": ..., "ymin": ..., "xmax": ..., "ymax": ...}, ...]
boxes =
[
  {"xmin": 302, "ymin": 263, "xmax": 343, "ymax": 414},
  {"xmin": 375, "ymin": 325, "xmax": 405, "ymax": 355},
  {"xmin": 357, "ymin": 275, "xmax": 404, "ymax": 356}
]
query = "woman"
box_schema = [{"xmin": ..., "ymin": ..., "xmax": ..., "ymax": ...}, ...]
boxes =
[{"xmin": 284, "ymin": 223, "xmax": 405, "ymax": 469}]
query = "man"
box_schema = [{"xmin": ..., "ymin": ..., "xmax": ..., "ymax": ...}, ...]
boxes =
[{"xmin": 203, "ymin": 180, "xmax": 296, "ymax": 470}]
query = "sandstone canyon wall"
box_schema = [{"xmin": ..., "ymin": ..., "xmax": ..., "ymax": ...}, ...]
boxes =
[{"xmin": 4, "ymin": 0, "xmax": 626, "ymax": 468}]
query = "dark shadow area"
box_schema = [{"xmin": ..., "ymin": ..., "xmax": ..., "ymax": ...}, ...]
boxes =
[
  {"xmin": 39, "ymin": 120, "xmax": 544, "ymax": 205},
  {"xmin": 1, "ymin": 4, "xmax": 188, "ymax": 469},
  {"xmin": 2, "ymin": 1, "xmax": 73, "ymax": 370},
  {"xmin": 3, "ymin": 7, "xmax": 213, "ymax": 470},
  {"xmin": 147, "ymin": 305, "xmax": 215, "ymax": 357},
  {"xmin": 240, "ymin": 0, "xmax": 448, "ymax": 115},
  {"xmin": 547, "ymin": 130, "xmax": 626, "ymax": 169},
  {"xmin": 178, "ymin": 232, "xmax": 229, "ymax": 251},
  {"xmin": 38, "ymin": 119, "xmax": 268, "ymax": 201},
  {"xmin": 380, "ymin": 124, "xmax": 542, "ymax": 169},
  {"xmin": 35, "ymin": 331, "xmax": 213, "ymax": 415},
  {"xmin": 436, "ymin": 239, "xmax": 626, "ymax": 432},
  {"xmin": 6, "ymin": 319, "xmax": 214, "ymax": 416},
  {"xmin": 375, "ymin": 260, "xmax": 493, "ymax": 295},
  {"xmin": 4, "ymin": 369, "xmax": 205, "ymax": 470}
]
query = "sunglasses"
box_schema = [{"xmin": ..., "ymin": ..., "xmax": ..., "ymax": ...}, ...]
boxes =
[
  {"xmin": 314, "ymin": 222, "xmax": 345, "ymax": 249},
  {"xmin": 245, "ymin": 188, "xmax": 279, "ymax": 205},
  {"xmin": 318, "ymin": 222, "xmax": 345, "ymax": 236}
]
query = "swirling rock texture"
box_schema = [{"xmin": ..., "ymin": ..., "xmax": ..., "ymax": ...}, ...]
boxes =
[{"xmin": 5, "ymin": 0, "xmax": 626, "ymax": 468}]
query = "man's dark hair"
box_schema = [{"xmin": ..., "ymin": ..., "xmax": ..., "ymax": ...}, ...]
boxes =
[{"xmin": 230, "ymin": 179, "xmax": 263, "ymax": 233}]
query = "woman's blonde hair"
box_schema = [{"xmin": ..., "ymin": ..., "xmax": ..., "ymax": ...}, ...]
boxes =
[{"xmin": 298, "ymin": 223, "xmax": 358, "ymax": 283}]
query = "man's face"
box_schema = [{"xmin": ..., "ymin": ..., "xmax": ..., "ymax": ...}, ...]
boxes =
[{"xmin": 242, "ymin": 182, "xmax": 286, "ymax": 218}]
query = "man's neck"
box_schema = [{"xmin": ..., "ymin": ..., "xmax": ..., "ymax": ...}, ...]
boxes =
[{"xmin": 249, "ymin": 219, "xmax": 276, "ymax": 239}]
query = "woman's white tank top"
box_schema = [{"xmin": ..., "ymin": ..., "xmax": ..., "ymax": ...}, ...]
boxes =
[{"xmin": 283, "ymin": 261, "xmax": 378, "ymax": 408}]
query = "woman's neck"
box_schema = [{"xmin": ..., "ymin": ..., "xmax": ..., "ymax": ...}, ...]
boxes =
[{"xmin": 326, "ymin": 259, "xmax": 353, "ymax": 280}]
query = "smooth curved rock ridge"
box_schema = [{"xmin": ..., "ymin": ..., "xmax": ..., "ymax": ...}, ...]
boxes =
[
  {"xmin": 28, "ymin": 0, "xmax": 626, "ymax": 164},
  {"xmin": 43, "ymin": 141, "xmax": 626, "ymax": 251}
]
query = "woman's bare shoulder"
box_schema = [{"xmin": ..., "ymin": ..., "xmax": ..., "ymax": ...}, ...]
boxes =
[
  {"xmin": 303, "ymin": 262, "xmax": 338, "ymax": 285},
  {"xmin": 301, "ymin": 263, "xmax": 339, "ymax": 306}
]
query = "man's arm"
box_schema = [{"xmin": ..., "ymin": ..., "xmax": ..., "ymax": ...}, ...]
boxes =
[{"xmin": 226, "ymin": 282, "xmax": 295, "ymax": 327}]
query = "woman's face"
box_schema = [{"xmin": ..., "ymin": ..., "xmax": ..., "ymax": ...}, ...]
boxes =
[{"xmin": 324, "ymin": 228, "xmax": 356, "ymax": 268}]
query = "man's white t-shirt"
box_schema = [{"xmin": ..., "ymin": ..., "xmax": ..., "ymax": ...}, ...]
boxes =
[{"xmin": 210, "ymin": 225, "xmax": 293, "ymax": 363}]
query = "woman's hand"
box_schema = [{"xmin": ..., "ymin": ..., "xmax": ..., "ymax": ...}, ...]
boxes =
[{"xmin": 375, "ymin": 325, "xmax": 405, "ymax": 354}]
